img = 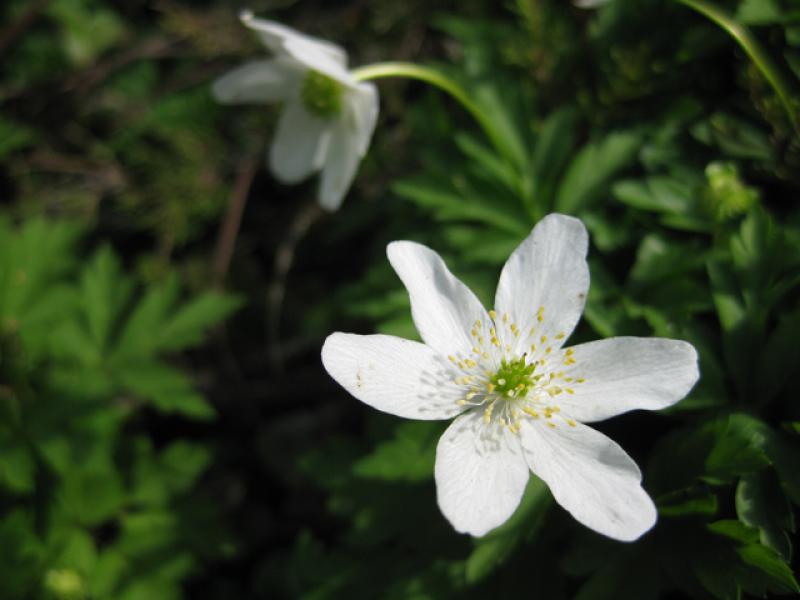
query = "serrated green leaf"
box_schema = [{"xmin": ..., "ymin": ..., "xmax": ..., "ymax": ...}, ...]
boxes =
[
  {"xmin": 116, "ymin": 362, "xmax": 214, "ymax": 420},
  {"xmin": 737, "ymin": 543, "xmax": 799, "ymax": 594},
  {"xmin": 354, "ymin": 421, "xmax": 441, "ymax": 482},
  {"xmin": 155, "ymin": 292, "xmax": 241, "ymax": 352},
  {"xmin": 657, "ymin": 487, "xmax": 719, "ymax": 517},
  {"xmin": 555, "ymin": 130, "xmax": 642, "ymax": 213},
  {"xmin": 393, "ymin": 179, "xmax": 530, "ymax": 235},
  {"xmin": 80, "ymin": 246, "xmax": 133, "ymax": 352},
  {"xmin": 531, "ymin": 106, "xmax": 579, "ymax": 211},
  {"xmin": 736, "ymin": 471, "xmax": 794, "ymax": 560}
]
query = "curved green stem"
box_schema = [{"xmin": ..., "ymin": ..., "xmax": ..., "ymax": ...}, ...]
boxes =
[
  {"xmin": 351, "ymin": 62, "xmax": 513, "ymax": 163},
  {"xmin": 676, "ymin": 0, "xmax": 799, "ymax": 133}
]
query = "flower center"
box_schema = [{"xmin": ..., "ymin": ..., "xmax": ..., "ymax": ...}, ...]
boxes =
[
  {"xmin": 301, "ymin": 70, "xmax": 344, "ymax": 119},
  {"xmin": 490, "ymin": 357, "xmax": 539, "ymax": 399},
  {"xmin": 449, "ymin": 307, "xmax": 586, "ymax": 434}
]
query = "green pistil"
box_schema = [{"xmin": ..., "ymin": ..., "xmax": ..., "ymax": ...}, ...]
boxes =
[
  {"xmin": 490, "ymin": 357, "xmax": 538, "ymax": 398},
  {"xmin": 301, "ymin": 70, "xmax": 343, "ymax": 119}
]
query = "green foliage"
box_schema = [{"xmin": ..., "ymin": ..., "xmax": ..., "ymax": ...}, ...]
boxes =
[
  {"xmin": 0, "ymin": 219, "xmax": 239, "ymax": 599},
  {"xmin": 2, "ymin": 0, "xmax": 800, "ymax": 598}
]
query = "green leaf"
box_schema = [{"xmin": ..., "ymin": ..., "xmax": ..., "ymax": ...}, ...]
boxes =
[
  {"xmin": 736, "ymin": 544, "xmax": 799, "ymax": 594},
  {"xmin": 736, "ymin": 471, "xmax": 794, "ymax": 560},
  {"xmin": 613, "ymin": 176, "xmax": 695, "ymax": 215},
  {"xmin": 393, "ymin": 179, "xmax": 530, "ymax": 235},
  {"xmin": 354, "ymin": 421, "xmax": 442, "ymax": 482},
  {"xmin": 758, "ymin": 309, "xmax": 800, "ymax": 402},
  {"xmin": 155, "ymin": 292, "xmax": 241, "ymax": 352},
  {"xmin": 116, "ymin": 362, "xmax": 215, "ymax": 420},
  {"xmin": 554, "ymin": 129, "xmax": 642, "ymax": 213},
  {"xmin": 531, "ymin": 106, "xmax": 579, "ymax": 211},
  {"xmin": 115, "ymin": 274, "xmax": 180, "ymax": 358},
  {"xmin": 80, "ymin": 246, "xmax": 133, "ymax": 352},
  {"xmin": 657, "ymin": 486, "xmax": 719, "ymax": 517},
  {"xmin": 60, "ymin": 466, "xmax": 125, "ymax": 526}
]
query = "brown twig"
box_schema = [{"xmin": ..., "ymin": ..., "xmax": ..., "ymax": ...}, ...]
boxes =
[
  {"xmin": 267, "ymin": 199, "xmax": 325, "ymax": 373},
  {"xmin": 211, "ymin": 147, "xmax": 263, "ymax": 288},
  {"xmin": 0, "ymin": 0, "xmax": 52, "ymax": 59}
]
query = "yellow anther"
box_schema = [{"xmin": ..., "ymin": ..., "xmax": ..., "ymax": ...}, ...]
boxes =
[
  {"xmin": 478, "ymin": 336, "xmax": 485, "ymax": 345},
  {"xmin": 502, "ymin": 313, "xmax": 509, "ymax": 323},
  {"xmin": 565, "ymin": 348, "xmax": 575, "ymax": 356},
  {"xmin": 530, "ymin": 344, "xmax": 537, "ymax": 353},
  {"xmin": 555, "ymin": 332, "xmax": 565, "ymax": 340},
  {"xmin": 471, "ymin": 328, "xmax": 478, "ymax": 338},
  {"xmin": 566, "ymin": 388, "xmax": 574, "ymax": 394},
  {"xmin": 564, "ymin": 358, "xmax": 576, "ymax": 366},
  {"xmin": 491, "ymin": 337, "xmax": 500, "ymax": 347},
  {"xmin": 498, "ymin": 418, "xmax": 506, "ymax": 428},
  {"xmin": 486, "ymin": 383, "xmax": 495, "ymax": 393},
  {"xmin": 465, "ymin": 391, "xmax": 478, "ymax": 400},
  {"xmin": 523, "ymin": 407, "xmax": 539, "ymax": 418},
  {"xmin": 552, "ymin": 406, "xmax": 560, "ymax": 413},
  {"xmin": 564, "ymin": 377, "xmax": 573, "ymax": 382},
  {"xmin": 464, "ymin": 359, "xmax": 477, "ymax": 368},
  {"xmin": 540, "ymin": 335, "xmax": 548, "ymax": 344},
  {"xmin": 457, "ymin": 399, "xmax": 467, "ymax": 405},
  {"xmin": 547, "ymin": 422, "xmax": 556, "ymax": 429},
  {"xmin": 475, "ymin": 320, "xmax": 482, "ymax": 328},
  {"xmin": 567, "ymin": 419, "xmax": 577, "ymax": 427},
  {"xmin": 482, "ymin": 352, "xmax": 490, "ymax": 359},
  {"xmin": 515, "ymin": 383, "xmax": 525, "ymax": 390},
  {"xmin": 489, "ymin": 310, "xmax": 498, "ymax": 321},
  {"xmin": 483, "ymin": 402, "xmax": 494, "ymax": 424},
  {"xmin": 576, "ymin": 378, "xmax": 585, "ymax": 383},
  {"xmin": 472, "ymin": 346, "xmax": 480, "ymax": 354},
  {"xmin": 545, "ymin": 346, "xmax": 552, "ymax": 354},
  {"xmin": 448, "ymin": 355, "xmax": 457, "ymax": 363}
]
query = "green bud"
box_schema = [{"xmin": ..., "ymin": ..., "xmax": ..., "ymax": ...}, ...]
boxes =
[{"xmin": 704, "ymin": 161, "xmax": 759, "ymax": 221}]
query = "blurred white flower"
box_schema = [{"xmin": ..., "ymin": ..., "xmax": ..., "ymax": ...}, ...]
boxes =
[
  {"xmin": 213, "ymin": 11, "xmax": 379, "ymax": 210},
  {"xmin": 322, "ymin": 214, "xmax": 699, "ymax": 540}
]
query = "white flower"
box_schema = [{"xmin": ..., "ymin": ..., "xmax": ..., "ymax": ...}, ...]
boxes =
[
  {"xmin": 212, "ymin": 11, "xmax": 379, "ymax": 211},
  {"xmin": 321, "ymin": 214, "xmax": 699, "ymax": 540}
]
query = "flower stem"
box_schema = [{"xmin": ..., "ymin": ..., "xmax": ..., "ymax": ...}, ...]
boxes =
[
  {"xmin": 676, "ymin": 0, "xmax": 799, "ymax": 133},
  {"xmin": 351, "ymin": 62, "xmax": 514, "ymax": 163}
]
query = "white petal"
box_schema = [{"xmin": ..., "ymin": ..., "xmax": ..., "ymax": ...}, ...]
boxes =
[
  {"xmin": 435, "ymin": 411, "xmax": 530, "ymax": 536},
  {"xmin": 317, "ymin": 84, "xmax": 379, "ymax": 210},
  {"xmin": 558, "ymin": 337, "xmax": 699, "ymax": 422},
  {"xmin": 212, "ymin": 58, "xmax": 301, "ymax": 104},
  {"xmin": 494, "ymin": 214, "xmax": 589, "ymax": 354},
  {"xmin": 268, "ymin": 101, "xmax": 331, "ymax": 184},
  {"xmin": 321, "ymin": 333, "xmax": 466, "ymax": 420},
  {"xmin": 240, "ymin": 13, "xmax": 348, "ymax": 68},
  {"xmin": 520, "ymin": 419, "xmax": 656, "ymax": 541},
  {"xmin": 282, "ymin": 37, "xmax": 353, "ymax": 85},
  {"xmin": 387, "ymin": 241, "xmax": 491, "ymax": 357}
]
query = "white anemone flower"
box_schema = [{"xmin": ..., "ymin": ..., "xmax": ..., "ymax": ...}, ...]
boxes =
[
  {"xmin": 322, "ymin": 214, "xmax": 700, "ymax": 540},
  {"xmin": 212, "ymin": 11, "xmax": 379, "ymax": 211}
]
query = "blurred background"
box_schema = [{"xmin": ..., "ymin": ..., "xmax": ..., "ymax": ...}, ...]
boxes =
[{"xmin": 1, "ymin": 0, "xmax": 799, "ymax": 598}]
